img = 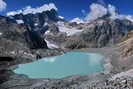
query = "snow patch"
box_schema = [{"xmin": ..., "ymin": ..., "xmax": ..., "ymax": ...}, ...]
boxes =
[
  {"xmin": 43, "ymin": 22, "xmax": 48, "ymax": 26},
  {"xmin": 57, "ymin": 22, "xmax": 83, "ymax": 36},
  {"xmin": 58, "ymin": 16, "xmax": 64, "ymax": 19},
  {"xmin": 45, "ymin": 39, "xmax": 59, "ymax": 49},
  {"xmin": 0, "ymin": 32, "xmax": 3, "ymax": 35},
  {"xmin": 34, "ymin": 23, "xmax": 38, "ymax": 26},
  {"xmin": 45, "ymin": 30, "xmax": 50, "ymax": 35},
  {"xmin": 10, "ymin": 51, "xmax": 15, "ymax": 54},
  {"xmin": 16, "ymin": 20, "xmax": 24, "ymax": 24},
  {"xmin": 125, "ymin": 15, "xmax": 133, "ymax": 22}
]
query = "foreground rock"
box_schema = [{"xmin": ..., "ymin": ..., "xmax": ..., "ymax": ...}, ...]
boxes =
[{"xmin": 1, "ymin": 72, "xmax": 133, "ymax": 89}]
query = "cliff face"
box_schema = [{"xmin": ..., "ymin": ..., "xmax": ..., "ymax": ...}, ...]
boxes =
[
  {"xmin": 0, "ymin": 15, "xmax": 64, "ymax": 85},
  {"xmin": 0, "ymin": 16, "xmax": 33, "ymax": 84},
  {"xmin": 0, "ymin": 15, "xmax": 34, "ymax": 62},
  {"xmin": 82, "ymin": 18, "xmax": 133, "ymax": 47},
  {"xmin": 62, "ymin": 18, "xmax": 133, "ymax": 49}
]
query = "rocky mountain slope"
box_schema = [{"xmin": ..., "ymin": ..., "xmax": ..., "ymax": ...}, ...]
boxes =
[
  {"xmin": 46, "ymin": 17, "xmax": 133, "ymax": 49},
  {"xmin": 0, "ymin": 12, "xmax": 64, "ymax": 86},
  {"xmin": 1, "ymin": 3, "xmax": 133, "ymax": 89}
]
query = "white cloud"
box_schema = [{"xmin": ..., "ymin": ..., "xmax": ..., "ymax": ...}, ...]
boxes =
[
  {"xmin": 85, "ymin": 3, "xmax": 108, "ymax": 21},
  {"xmin": 108, "ymin": 5, "xmax": 133, "ymax": 22},
  {"xmin": 22, "ymin": 6, "xmax": 35, "ymax": 15},
  {"xmin": 7, "ymin": 3, "xmax": 57, "ymax": 16},
  {"xmin": 108, "ymin": 4, "xmax": 117, "ymax": 17},
  {"xmin": 85, "ymin": 3, "xmax": 133, "ymax": 22},
  {"xmin": 0, "ymin": 0, "xmax": 6, "ymax": 11}
]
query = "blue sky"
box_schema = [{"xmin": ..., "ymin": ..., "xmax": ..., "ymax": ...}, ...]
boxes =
[{"xmin": 1, "ymin": 0, "xmax": 133, "ymax": 20}]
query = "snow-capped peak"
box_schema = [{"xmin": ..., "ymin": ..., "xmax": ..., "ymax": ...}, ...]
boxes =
[
  {"xmin": 58, "ymin": 16, "xmax": 64, "ymax": 19},
  {"xmin": 125, "ymin": 15, "xmax": 133, "ymax": 22},
  {"xmin": 7, "ymin": 3, "xmax": 57, "ymax": 16},
  {"xmin": 70, "ymin": 18, "xmax": 84, "ymax": 24}
]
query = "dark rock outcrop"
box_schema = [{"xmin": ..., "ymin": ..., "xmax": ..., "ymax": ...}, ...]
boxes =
[
  {"xmin": 24, "ymin": 25, "xmax": 48, "ymax": 49},
  {"xmin": 11, "ymin": 9, "xmax": 59, "ymax": 35}
]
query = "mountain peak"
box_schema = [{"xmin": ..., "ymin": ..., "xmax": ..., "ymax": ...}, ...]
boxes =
[
  {"xmin": 7, "ymin": 3, "xmax": 57, "ymax": 16},
  {"xmin": 70, "ymin": 18, "xmax": 84, "ymax": 24}
]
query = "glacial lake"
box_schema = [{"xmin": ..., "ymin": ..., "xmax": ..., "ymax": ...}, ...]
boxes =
[{"xmin": 14, "ymin": 52, "xmax": 104, "ymax": 79}]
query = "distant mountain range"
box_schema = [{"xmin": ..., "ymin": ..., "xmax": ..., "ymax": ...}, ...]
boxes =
[{"xmin": 0, "ymin": 4, "xmax": 133, "ymax": 51}]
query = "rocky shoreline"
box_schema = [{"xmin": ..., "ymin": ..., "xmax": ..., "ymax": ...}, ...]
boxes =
[{"xmin": 1, "ymin": 47, "xmax": 133, "ymax": 89}]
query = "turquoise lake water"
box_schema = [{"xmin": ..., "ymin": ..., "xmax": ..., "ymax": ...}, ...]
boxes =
[{"xmin": 14, "ymin": 52, "xmax": 104, "ymax": 79}]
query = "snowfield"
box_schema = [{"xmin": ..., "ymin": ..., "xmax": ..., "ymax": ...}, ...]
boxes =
[
  {"xmin": 45, "ymin": 39, "xmax": 59, "ymax": 49},
  {"xmin": 57, "ymin": 21, "xmax": 83, "ymax": 36},
  {"xmin": 16, "ymin": 20, "xmax": 24, "ymax": 24}
]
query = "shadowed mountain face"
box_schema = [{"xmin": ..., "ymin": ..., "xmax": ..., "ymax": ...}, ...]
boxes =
[
  {"xmin": 24, "ymin": 25, "xmax": 48, "ymax": 49},
  {"xmin": 11, "ymin": 9, "xmax": 60, "ymax": 33}
]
